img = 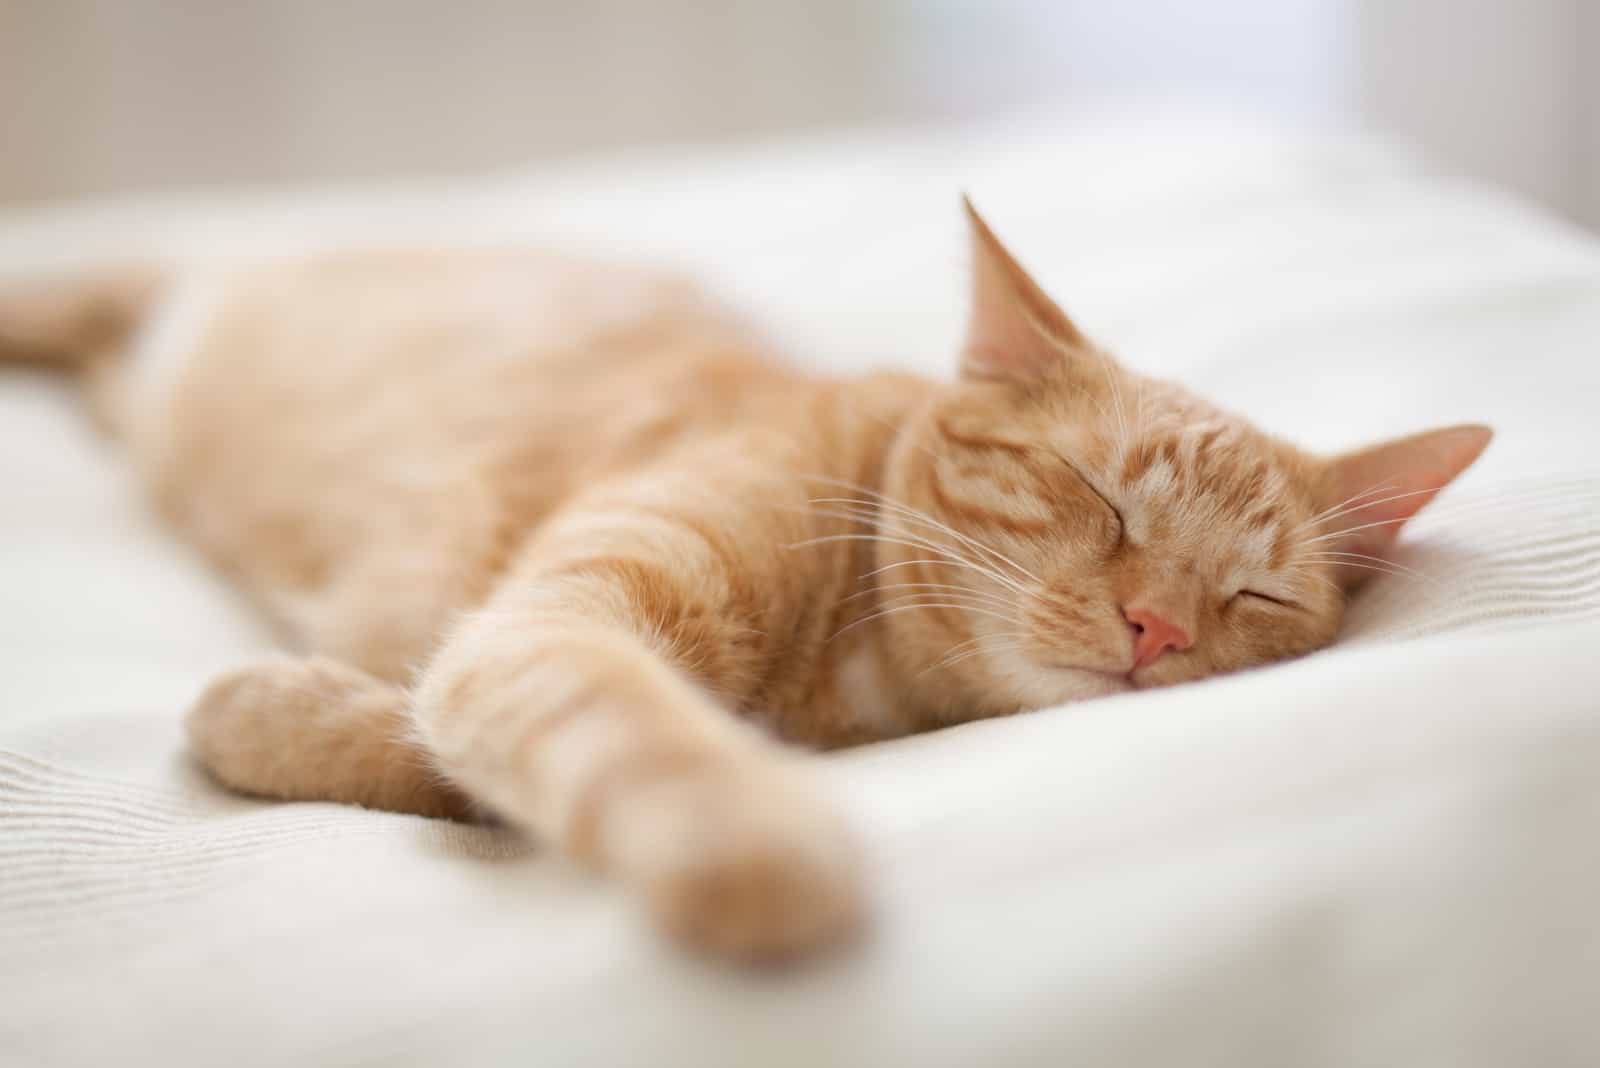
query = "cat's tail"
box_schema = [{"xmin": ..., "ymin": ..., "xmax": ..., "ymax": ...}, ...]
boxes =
[
  {"xmin": 0, "ymin": 265, "xmax": 168, "ymax": 433},
  {"xmin": 0, "ymin": 266, "xmax": 165, "ymax": 367}
]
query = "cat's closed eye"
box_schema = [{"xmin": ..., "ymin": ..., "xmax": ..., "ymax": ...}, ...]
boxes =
[
  {"xmin": 1060, "ymin": 460, "xmax": 1124, "ymax": 540},
  {"xmin": 1234, "ymin": 589, "xmax": 1298, "ymax": 610}
]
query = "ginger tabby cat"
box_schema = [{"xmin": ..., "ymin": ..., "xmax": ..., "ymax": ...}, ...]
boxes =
[{"xmin": 0, "ymin": 201, "xmax": 1490, "ymax": 960}]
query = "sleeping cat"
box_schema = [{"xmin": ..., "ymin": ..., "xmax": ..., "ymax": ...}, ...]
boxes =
[{"xmin": 0, "ymin": 200, "xmax": 1490, "ymax": 960}]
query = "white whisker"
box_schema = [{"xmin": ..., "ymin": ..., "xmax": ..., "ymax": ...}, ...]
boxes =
[
  {"xmin": 873, "ymin": 591, "xmax": 1023, "ymax": 614},
  {"xmin": 930, "ymin": 640, "xmax": 1025, "ymax": 677},
  {"xmin": 829, "ymin": 600, "xmax": 1020, "ymax": 643},
  {"xmin": 858, "ymin": 559, "xmax": 1041, "ymax": 608},
  {"xmin": 799, "ymin": 506, "xmax": 1038, "ymax": 599},
  {"xmin": 1299, "ymin": 485, "xmax": 1444, "ymax": 533},
  {"xmin": 803, "ymin": 477, "xmax": 1044, "ymax": 584},
  {"xmin": 857, "ymin": 559, "xmax": 1043, "ymax": 607},
  {"xmin": 1295, "ymin": 559, "xmax": 1421, "ymax": 585},
  {"xmin": 1300, "ymin": 516, "xmax": 1418, "ymax": 546},
  {"xmin": 844, "ymin": 582, "xmax": 1018, "ymax": 611},
  {"xmin": 1302, "ymin": 551, "xmax": 1436, "ymax": 584},
  {"xmin": 1304, "ymin": 549, "xmax": 1426, "ymax": 572},
  {"xmin": 788, "ymin": 530, "xmax": 1033, "ymax": 598},
  {"xmin": 1298, "ymin": 478, "xmax": 1401, "ymax": 531},
  {"xmin": 921, "ymin": 632, "xmax": 1030, "ymax": 678},
  {"xmin": 862, "ymin": 557, "xmax": 968, "ymax": 580}
]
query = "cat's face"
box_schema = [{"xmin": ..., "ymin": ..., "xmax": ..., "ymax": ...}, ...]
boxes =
[{"xmin": 877, "ymin": 201, "xmax": 1491, "ymax": 715}]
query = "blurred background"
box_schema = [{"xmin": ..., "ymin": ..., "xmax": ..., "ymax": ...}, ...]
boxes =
[{"xmin": 0, "ymin": 0, "xmax": 1595, "ymax": 228}]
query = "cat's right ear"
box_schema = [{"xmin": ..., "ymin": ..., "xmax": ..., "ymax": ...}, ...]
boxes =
[{"xmin": 960, "ymin": 195, "xmax": 1093, "ymax": 384}]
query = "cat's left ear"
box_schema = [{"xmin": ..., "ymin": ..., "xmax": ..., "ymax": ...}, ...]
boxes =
[
  {"xmin": 960, "ymin": 196, "xmax": 1096, "ymax": 384},
  {"xmin": 1316, "ymin": 424, "xmax": 1493, "ymax": 589}
]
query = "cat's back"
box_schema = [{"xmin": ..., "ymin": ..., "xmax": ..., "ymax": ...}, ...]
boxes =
[
  {"xmin": 137, "ymin": 247, "xmax": 753, "ymax": 425},
  {"xmin": 127, "ymin": 248, "xmax": 793, "ymax": 675}
]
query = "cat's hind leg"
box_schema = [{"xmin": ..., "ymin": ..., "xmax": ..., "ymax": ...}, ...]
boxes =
[{"xmin": 186, "ymin": 655, "xmax": 476, "ymax": 821}]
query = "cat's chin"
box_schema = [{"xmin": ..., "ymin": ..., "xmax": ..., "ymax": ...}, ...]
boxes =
[{"xmin": 1010, "ymin": 661, "xmax": 1135, "ymax": 707}]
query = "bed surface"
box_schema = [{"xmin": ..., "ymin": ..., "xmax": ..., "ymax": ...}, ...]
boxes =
[{"xmin": 3, "ymin": 117, "xmax": 1599, "ymax": 1066}]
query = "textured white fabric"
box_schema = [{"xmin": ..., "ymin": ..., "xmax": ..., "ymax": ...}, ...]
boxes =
[{"xmin": 3, "ymin": 117, "xmax": 1599, "ymax": 1067}]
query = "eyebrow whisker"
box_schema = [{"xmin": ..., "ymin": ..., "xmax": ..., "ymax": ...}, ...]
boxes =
[{"xmin": 1298, "ymin": 485, "xmax": 1446, "ymax": 533}]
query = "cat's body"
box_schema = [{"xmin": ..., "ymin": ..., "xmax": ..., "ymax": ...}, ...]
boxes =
[
  {"xmin": 130, "ymin": 251, "xmax": 921, "ymax": 741},
  {"xmin": 0, "ymin": 205, "xmax": 1491, "ymax": 959}
]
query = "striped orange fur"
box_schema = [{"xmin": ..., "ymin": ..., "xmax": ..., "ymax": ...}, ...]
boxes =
[{"xmin": 0, "ymin": 204, "xmax": 1491, "ymax": 960}]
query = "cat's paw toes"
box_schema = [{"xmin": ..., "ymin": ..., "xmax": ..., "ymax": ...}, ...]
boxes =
[
  {"xmin": 184, "ymin": 656, "xmax": 355, "ymax": 794},
  {"xmin": 637, "ymin": 777, "xmax": 867, "ymax": 962}
]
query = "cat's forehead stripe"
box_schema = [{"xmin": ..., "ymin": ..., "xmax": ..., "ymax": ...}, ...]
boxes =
[{"xmin": 1104, "ymin": 420, "xmax": 1293, "ymax": 571}]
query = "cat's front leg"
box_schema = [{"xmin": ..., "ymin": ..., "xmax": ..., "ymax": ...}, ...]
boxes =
[{"xmin": 411, "ymin": 610, "xmax": 865, "ymax": 960}]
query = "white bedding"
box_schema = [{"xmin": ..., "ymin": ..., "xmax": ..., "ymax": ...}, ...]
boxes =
[{"xmin": 3, "ymin": 117, "xmax": 1599, "ymax": 1067}]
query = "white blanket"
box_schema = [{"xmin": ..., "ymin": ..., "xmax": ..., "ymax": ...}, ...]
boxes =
[{"xmin": 4, "ymin": 117, "xmax": 1599, "ymax": 1066}]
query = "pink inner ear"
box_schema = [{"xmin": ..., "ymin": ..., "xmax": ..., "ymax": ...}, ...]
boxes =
[{"xmin": 1319, "ymin": 424, "xmax": 1492, "ymax": 588}]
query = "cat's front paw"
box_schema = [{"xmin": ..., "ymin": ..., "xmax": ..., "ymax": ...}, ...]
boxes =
[
  {"xmin": 619, "ymin": 769, "xmax": 867, "ymax": 962},
  {"xmin": 185, "ymin": 657, "xmax": 355, "ymax": 797},
  {"xmin": 187, "ymin": 658, "xmax": 300, "ymax": 792},
  {"xmin": 184, "ymin": 655, "xmax": 471, "ymax": 814}
]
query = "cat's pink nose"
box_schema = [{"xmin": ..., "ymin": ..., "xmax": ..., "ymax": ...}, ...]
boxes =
[{"xmin": 1124, "ymin": 607, "xmax": 1192, "ymax": 670}]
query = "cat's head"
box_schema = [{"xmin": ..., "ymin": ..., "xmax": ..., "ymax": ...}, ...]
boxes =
[{"xmin": 878, "ymin": 200, "xmax": 1491, "ymax": 715}]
